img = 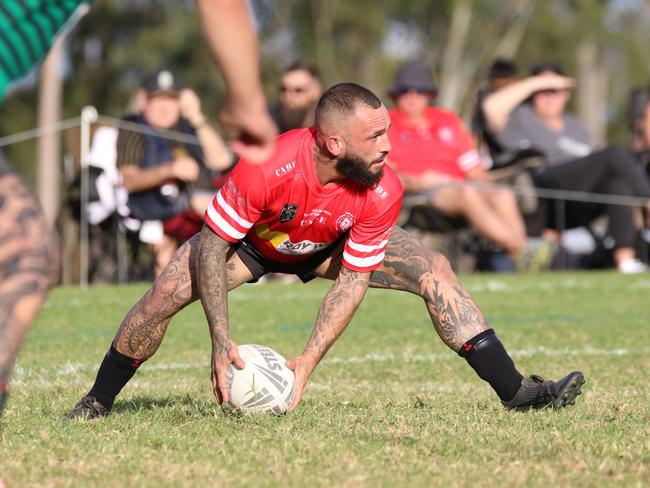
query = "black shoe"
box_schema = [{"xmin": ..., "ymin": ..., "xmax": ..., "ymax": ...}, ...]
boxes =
[
  {"xmin": 66, "ymin": 395, "xmax": 110, "ymax": 420},
  {"xmin": 503, "ymin": 371, "xmax": 585, "ymax": 411}
]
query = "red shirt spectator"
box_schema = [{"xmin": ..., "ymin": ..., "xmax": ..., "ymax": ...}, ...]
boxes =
[
  {"xmin": 388, "ymin": 106, "xmax": 481, "ymax": 181},
  {"xmin": 385, "ymin": 59, "xmax": 527, "ymax": 265}
]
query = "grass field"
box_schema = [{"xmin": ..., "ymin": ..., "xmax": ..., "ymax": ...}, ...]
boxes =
[{"xmin": 1, "ymin": 271, "xmax": 649, "ymax": 487}]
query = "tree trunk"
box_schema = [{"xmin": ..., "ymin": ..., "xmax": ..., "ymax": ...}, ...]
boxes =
[
  {"xmin": 493, "ymin": 0, "xmax": 535, "ymax": 58},
  {"xmin": 438, "ymin": 0, "xmax": 472, "ymax": 110},
  {"xmin": 312, "ymin": 0, "xmax": 339, "ymax": 85},
  {"xmin": 438, "ymin": 0, "xmax": 534, "ymax": 116},
  {"xmin": 577, "ymin": 36, "xmax": 608, "ymax": 148}
]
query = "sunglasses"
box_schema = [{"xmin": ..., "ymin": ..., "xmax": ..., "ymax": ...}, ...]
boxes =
[
  {"xmin": 394, "ymin": 87, "xmax": 435, "ymax": 96},
  {"xmin": 280, "ymin": 85, "xmax": 307, "ymax": 94}
]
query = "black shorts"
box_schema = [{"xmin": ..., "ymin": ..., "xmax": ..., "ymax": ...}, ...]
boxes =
[{"xmin": 233, "ymin": 235, "xmax": 345, "ymax": 283}]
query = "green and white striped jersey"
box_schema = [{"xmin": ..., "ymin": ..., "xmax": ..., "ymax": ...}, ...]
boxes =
[{"xmin": 0, "ymin": 0, "xmax": 92, "ymax": 102}]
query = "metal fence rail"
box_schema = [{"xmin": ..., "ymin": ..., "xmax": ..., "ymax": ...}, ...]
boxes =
[{"xmin": 1, "ymin": 107, "xmax": 648, "ymax": 286}]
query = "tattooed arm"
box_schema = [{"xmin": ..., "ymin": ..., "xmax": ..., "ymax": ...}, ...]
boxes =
[
  {"xmin": 286, "ymin": 266, "xmax": 371, "ymax": 411},
  {"xmin": 197, "ymin": 224, "xmax": 244, "ymax": 403}
]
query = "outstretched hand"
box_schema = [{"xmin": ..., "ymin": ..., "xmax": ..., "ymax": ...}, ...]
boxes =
[
  {"xmin": 210, "ymin": 339, "xmax": 245, "ymax": 404},
  {"xmin": 285, "ymin": 352, "xmax": 319, "ymax": 412},
  {"xmin": 220, "ymin": 101, "xmax": 277, "ymax": 164}
]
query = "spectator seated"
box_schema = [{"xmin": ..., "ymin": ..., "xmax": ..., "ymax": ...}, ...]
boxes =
[
  {"xmin": 387, "ymin": 60, "xmax": 530, "ymax": 272},
  {"xmin": 482, "ymin": 62, "xmax": 650, "ymax": 273}
]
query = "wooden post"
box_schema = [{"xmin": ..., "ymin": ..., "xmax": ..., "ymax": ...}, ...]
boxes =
[{"xmin": 36, "ymin": 36, "xmax": 64, "ymax": 225}]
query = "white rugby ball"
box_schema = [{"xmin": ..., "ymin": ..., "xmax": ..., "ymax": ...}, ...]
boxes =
[{"xmin": 226, "ymin": 344, "xmax": 295, "ymax": 415}]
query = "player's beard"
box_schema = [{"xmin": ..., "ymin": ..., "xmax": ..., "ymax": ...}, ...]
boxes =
[{"xmin": 336, "ymin": 152, "xmax": 385, "ymax": 187}]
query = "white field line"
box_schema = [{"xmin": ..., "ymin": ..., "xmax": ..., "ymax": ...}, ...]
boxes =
[
  {"xmin": 42, "ymin": 277, "xmax": 650, "ymax": 310},
  {"xmin": 228, "ymin": 278, "xmax": 650, "ymax": 298},
  {"xmin": 12, "ymin": 345, "xmax": 646, "ymax": 387}
]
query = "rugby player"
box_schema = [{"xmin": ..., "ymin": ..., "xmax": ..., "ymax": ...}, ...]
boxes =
[
  {"xmin": 68, "ymin": 83, "xmax": 584, "ymax": 419},
  {"xmin": 0, "ymin": 0, "xmax": 275, "ymax": 418}
]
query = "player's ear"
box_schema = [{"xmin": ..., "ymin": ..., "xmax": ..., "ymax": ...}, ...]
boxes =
[{"xmin": 325, "ymin": 135, "xmax": 342, "ymax": 157}]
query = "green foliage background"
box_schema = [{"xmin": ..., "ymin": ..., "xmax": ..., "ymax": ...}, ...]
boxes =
[{"xmin": 1, "ymin": 0, "xmax": 649, "ymax": 188}]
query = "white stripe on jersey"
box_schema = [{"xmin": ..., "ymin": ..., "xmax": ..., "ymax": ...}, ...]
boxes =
[
  {"xmin": 217, "ymin": 191, "xmax": 254, "ymax": 228},
  {"xmin": 207, "ymin": 202, "xmax": 247, "ymax": 239},
  {"xmin": 347, "ymin": 238, "xmax": 389, "ymax": 253},
  {"xmin": 343, "ymin": 250, "xmax": 386, "ymax": 268},
  {"xmin": 458, "ymin": 149, "xmax": 480, "ymax": 171}
]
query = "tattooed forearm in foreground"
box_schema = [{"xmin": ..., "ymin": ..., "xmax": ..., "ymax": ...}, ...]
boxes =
[
  {"xmin": 304, "ymin": 267, "xmax": 370, "ymax": 360},
  {"xmin": 197, "ymin": 226, "xmax": 232, "ymax": 355}
]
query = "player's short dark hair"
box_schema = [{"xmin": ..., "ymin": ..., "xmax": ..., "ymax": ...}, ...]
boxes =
[
  {"xmin": 284, "ymin": 61, "xmax": 320, "ymax": 81},
  {"xmin": 315, "ymin": 83, "xmax": 382, "ymax": 125}
]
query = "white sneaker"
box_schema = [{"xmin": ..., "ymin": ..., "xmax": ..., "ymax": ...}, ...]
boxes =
[{"xmin": 618, "ymin": 259, "xmax": 648, "ymax": 274}]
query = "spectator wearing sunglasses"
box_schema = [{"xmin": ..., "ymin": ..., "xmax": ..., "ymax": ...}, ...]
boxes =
[
  {"xmin": 270, "ymin": 61, "xmax": 322, "ymax": 134},
  {"xmin": 483, "ymin": 63, "xmax": 650, "ymax": 273},
  {"xmin": 387, "ymin": 60, "xmax": 530, "ymax": 270}
]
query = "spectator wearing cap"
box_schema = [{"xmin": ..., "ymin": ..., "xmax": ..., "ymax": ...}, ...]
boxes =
[
  {"xmin": 270, "ymin": 62, "xmax": 322, "ymax": 134},
  {"xmin": 387, "ymin": 60, "xmax": 528, "ymax": 269},
  {"xmin": 482, "ymin": 62, "xmax": 650, "ymax": 273},
  {"xmin": 117, "ymin": 69, "xmax": 235, "ymax": 277}
]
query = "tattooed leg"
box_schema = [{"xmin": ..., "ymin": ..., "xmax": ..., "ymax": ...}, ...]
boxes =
[
  {"xmin": 65, "ymin": 234, "xmax": 255, "ymax": 416},
  {"xmin": 0, "ymin": 174, "xmax": 59, "ymax": 408},
  {"xmin": 313, "ymin": 227, "xmax": 564, "ymax": 406},
  {"xmin": 312, "ymin": 227, "xmax": 488, "ymax": 351},
  {"xmin": 369, "ymin": 226, "xmax": 490, "ymax": 351},
  {"xmin": 113, "ymin": 233, "xmax": 253, "ymax": 360},
  {"xmin": 367, "ymin": 228, "xmax": 530, "ymax": 403}
]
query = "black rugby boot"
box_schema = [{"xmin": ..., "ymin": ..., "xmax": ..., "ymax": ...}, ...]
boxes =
[
  {"xmin": 503, "ymin": 371, "xmax": 585, "ymax": 411},
  {"xmin": 66, "ymin": 395, "xmax": 110, "ymax": 420}
]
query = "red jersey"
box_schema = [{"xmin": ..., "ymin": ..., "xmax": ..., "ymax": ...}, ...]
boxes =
[
  {"xmin": 387, "ymin": 107, "xmax": 481, "ymax": 181},
  {"xmin": 204, "ymin": 128, "xmax": 403, "ymax": 273}
]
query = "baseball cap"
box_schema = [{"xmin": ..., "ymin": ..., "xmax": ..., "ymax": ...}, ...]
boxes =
[
  {"xmin": 142, "ymin": 69, "xmax": 182, "ymax": 96},
  {"xmin": 388, "ymin": 60, "xmax": 437, "ymax": 97}
]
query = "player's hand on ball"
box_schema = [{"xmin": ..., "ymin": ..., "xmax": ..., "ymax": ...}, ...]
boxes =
[
  {"xmin": 211, "ymin": 339, "xmax": 245, "ymax": 404},
  {"xmin": 285, "ymin": 352, "xmax": 318, "ymax": 412}
]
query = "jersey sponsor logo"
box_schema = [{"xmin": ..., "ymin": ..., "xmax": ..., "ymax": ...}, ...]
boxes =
[
  {"xmin": 300, "ymin": 208, "xmax": 331, "ymax": 226},
  {"xmin": 276, "ymin": 239, "xmax": 329, "ymax": 255},
  {"xmin": 279, "ymin": 203, "xmax": 299, "ymax": 223},
  {"xmin": 374, "ymin": 184, "xmax": 389, "ymax": 200},
  {"xmin": 255, "ymin": 224, "xmax": 329, "ymax": 255},
  {"xmin": 336, "ymin": 212, "xmax": 355, "ymax": 232},
  {"xmin": 274, "ymin": 161, "xmax": 296, "ymax": 177}
]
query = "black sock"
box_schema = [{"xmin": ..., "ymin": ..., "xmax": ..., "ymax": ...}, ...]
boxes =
[
  {"xmin": 458, "ymin": 329, "xmax": 524, "ymax": 402},
  {"xmin": 88, "ymin": 345, "xmax": 143, "ymax": 410}
]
